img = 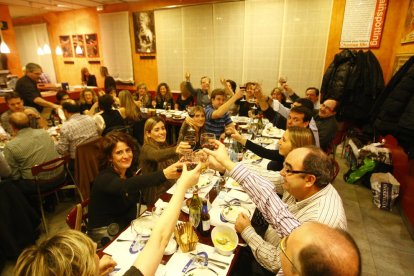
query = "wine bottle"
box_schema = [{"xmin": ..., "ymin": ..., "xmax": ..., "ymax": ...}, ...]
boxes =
[
  {"xmin": 200, "ymin": 199, "xmax": 210, "ymax": 236},
  {"xmin": 189, "ymin": 189, "xmax": 201, "ymax": 228}
]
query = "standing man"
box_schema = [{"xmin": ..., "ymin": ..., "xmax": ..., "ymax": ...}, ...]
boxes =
[
  {"xmin": 305, "ymin": 87, "xmax": 320, "ymax": 112},
  {"xmin": 1, "ymin": 92, "xmax": 47, "ymax": 135},
  {"xmin": 205, "ymin": 88, "xmax": 242, "ymax": 138},
  {"xmin": 55, "ymin": 100, "xmax": 99, "ymax": 168},
  {"xmin": 15, "ymin": 63, "xmax": 60, "ymax": 113},
  {"xmin": 185, "ymin": 73, "xmax": 211, "ymax": 107},
  {"xmin": 315, "ymin": 99, "xmax": 339, "ymax": 151}
]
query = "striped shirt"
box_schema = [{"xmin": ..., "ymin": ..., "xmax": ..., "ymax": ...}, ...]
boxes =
[
  {"xmin": 205, "ymin": 104, "xmax": 232, "ymax": 138},
  {"xmin": 236, "ymin": 163, "xmax": 347, "ymax": 274}
]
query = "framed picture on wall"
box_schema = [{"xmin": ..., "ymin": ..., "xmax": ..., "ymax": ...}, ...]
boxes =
[
  {"xmin": 72, "ymin": 34, "xmax": 86, "ymax": 57},
  {"xmin": 85, "ymin": 33, "xmax": 99, "ymax": 58},
  {"xmin": 59, "ymin": 35, "xmax": 73, "ymax": 58},
  {"xmin": 133, "ymin": 11, "xmax": 156, "ymax": 53},
  {"xmin": 402, "ymin": 0, "xmax": 414, "ymax": 43}
]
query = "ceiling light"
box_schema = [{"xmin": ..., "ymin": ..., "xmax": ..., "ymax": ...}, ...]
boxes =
[
  {"xmin": 0, "ymin": 41, "xmax": 10, "ymax": 54},
  {"xmin": 43, "ymin": 44, "xmax": 51, "ymax": 54},
  {"xmin": 75, "ymin": 45, "xmax": 83, "ymax": 55},
  {"xmin": 37, "ymin": 47, "xmax": 44, "ymax": 55},
  {"xmin": 55, "ymin": 46, "xmax": 63, "ymax": 55}
]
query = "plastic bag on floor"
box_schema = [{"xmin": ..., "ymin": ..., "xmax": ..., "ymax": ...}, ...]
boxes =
[{"xmin": 370, "ymin": 173, "xmax": 400, "ymax": 211}]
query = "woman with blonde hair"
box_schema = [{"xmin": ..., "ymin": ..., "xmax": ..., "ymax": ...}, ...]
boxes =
[
  {"xmin": 175, "ymin": 81, "xmax": 194, "ymax": 111},
  {"xmin": 119, "ymin": 90, "xmax": 145, "ymax": 144},
  {"xmin": 155, "ymin": 82, "xmax": 174, "ymax": 109},
  {"xmin": 81, "ymin": 67, "xmax": 97, "ymax": 87},
  {"xmin": 140, "ymin": 117, "xmax": 190, "ymax": 204},
  {"xmin": 232, "ymin": 126, "xmax": 315, "ymax": 171},
  {"xmin": 100, "ymin": 66, "xmax": 116, "ymax": 93},
  {"xmin": 79, "ymin": 88, "xmax": 99, "ymax": 115},
  {"xmin": 134, "ymin": 82, "xmax": 152, "ymax": 108}
]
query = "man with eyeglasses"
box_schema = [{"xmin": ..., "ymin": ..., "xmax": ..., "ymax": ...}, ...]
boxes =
[
  {"xmin": 205, "ymin": 143, "xmax": 353, "ymax": 275},
  {"xmin": 315, "ymin": 98, "xmax": 339, "ymax": 151}
]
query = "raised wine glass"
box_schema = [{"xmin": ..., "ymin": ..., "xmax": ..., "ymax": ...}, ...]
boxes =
[{"xmin": 201, "ymin": 133, "xmax": 216, "ymax": 151}]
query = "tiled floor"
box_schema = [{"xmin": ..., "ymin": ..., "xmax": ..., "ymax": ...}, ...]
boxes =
[{"xmin": 2, "ymin": 150, "xmax": 414, "ymax": 276}]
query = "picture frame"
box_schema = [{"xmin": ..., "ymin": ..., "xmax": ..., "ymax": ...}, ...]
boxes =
[
  {"xmin": 59, "ymin": 35, "xmax": 73, "ymax": 58},
  {"xmin": 85, "ymin": 33, "xmax": 99, "ymax": 58},
  {"xmin": 133, "ymin": 11, "xmax": 156, "ymax": 53},
  {"xmin": 72, "ymin": 34, "xmax": 86, "ymax": 57}
]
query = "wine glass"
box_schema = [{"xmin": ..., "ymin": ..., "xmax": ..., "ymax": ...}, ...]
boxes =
[
  {"xmin": 201, "ymin": 133, "xmax": 216, "ymax": 150},
  {"xmin": 184, "ymin": 135, "xmax": 196, "ymax": 150},
  {"xmin": 151, "ymin": 100, "xmax": 156, "ymax": 109},
  {"xmin": 193, "ymin": 149, "xmax": 208, "ymax": 174},
  {"xmin": 224, "ymin": 125, "xmax": 233, "ymax": 146},
  {"xmin": 186, "ymin": 106, "xmax": 195, "ymax": 118},
  {"xmin": 239, "ymin": 86, "xmax": 246, "ymax": 102}
]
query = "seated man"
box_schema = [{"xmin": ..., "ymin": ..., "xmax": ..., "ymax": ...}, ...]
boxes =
[
  {"xmin": 3, "ymin": 112, "xmax": 64, "ymax": 194},
  {"xmin": 315, "ymin": 98, "xmax": 339, "ymax": 151},
  {"xmin": 205, "ymin": 88, "xmax": 242, "ymax": 138},
  {"xmin": 185, "ymin": 73, "xmax": 211, "ymax": 107},
  {"xmin": 205, "ymin": 141, "xmax": 360, "ymax": 276},
  {"xmin": 1, "ymin": 92, "xmax": 47, "ymax": 135},
  {"xmin": 55, "ymin": 100, "xmax": 99, "ymax": 167},
  {"xmin": 305, "ymin": 87, "xmax": 321, "ymax": 113}
]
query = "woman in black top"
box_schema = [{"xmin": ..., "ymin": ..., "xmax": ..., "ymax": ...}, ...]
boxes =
[
  {"xmin": 155, "ymin": 82, "xmax": 174, "ymax": 109},
  {"xmin": 96, "ymin": 94, "xmax": 125, "ymax": 135},
  {"xmin": 79, "ymin": 89, "xmax": 98, "ymax": 115},
  {"xmin": 100, "ymin": 66, "xmax": 116, "ymax": 92},
  {"xmin": 81, "ymin": 67, "xmax": 97, "ymax": 87},
  {"xmin": 175, "ymin": 81, "xmax": 194, "ymax": 110}
]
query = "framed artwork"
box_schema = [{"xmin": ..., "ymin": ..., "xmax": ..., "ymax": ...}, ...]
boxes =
[
  {"xmin": 402, "ymin": 0, "xmax": 414, "ymax": 43},
  {"xmin": 392, "ymin": 54, "xmax": 414, "ymax": 75},
  {"xmin": 72, "ymin": 34, "xmax": 86, "ymax": 57},
  {"xmin": 85, "ymin": 33, "xmax": 99, "ymax": 58},
  {"xmin": 59, "ymin": 35, "xmax": 73, "ymax": 57},
  {"xmin": 133, "ymin": 11, "xmax": 156, "ymax": 53}
]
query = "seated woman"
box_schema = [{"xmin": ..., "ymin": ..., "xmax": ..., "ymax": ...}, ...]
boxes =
[
  {"xmin": 118, "ymin": 90, "xmax": 145, "ymax": 144},
  {"xmin": 88, "ymin": 132, "xmax": 181, "ymax": 247},
  {"xmin": 15, "ymin": 164, "xmax": 201, "ymax": 276},
  {"xmin": 94, "ymin": 94, "xmax": 125, "ymax": 135},
  {"xmin": 232, "ymin": 126, "xmax": 315, "ymax": 171},
  {"xmin": 81, "ymin": 67, "xmax": 97, "ymax": 87},
  {"xmin": 106, "ymin": 87, "xmax": 120, "ymax": 108},
  {"xmin": 177, "ymin": 106, "xmax": 206, "ymax": 149},
  {"xmin": 155, "ymin": 82, "xmax": 174, "ymax": 109},
  {"xmin": 79, "ymin": 89, "xmax": 99, "ymax": 115},
  {"xmin": 134, "ymin": 82, "xmax": 153, "ymax": 108},
  {"xmin": 236, "ymin": 82, "xmax": 260, "ymax": 117},
  {"xmin": 175, "ymin": 81, "xmax": 194, "ymax": 111},
  {"xmin": 140, "ymin": 117, "xmax": 190, "ymax": 204}
]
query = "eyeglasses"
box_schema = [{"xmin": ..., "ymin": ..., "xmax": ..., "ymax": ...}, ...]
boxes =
[
  {"xmin": 320, "ymin": 103, "xmax": 334, "ymax": 113},
  {"xmin": 279, "ymin": 236, "xmax": 299, "ymax": 273},
  {"xmin": 281, "ymin": 165, "xmax": 315, "ymax": 176}
]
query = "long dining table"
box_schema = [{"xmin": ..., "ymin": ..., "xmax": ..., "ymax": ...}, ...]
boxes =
[{"xmin": 100, "ymin": 118, "xmax": 283, "ymax": 275}]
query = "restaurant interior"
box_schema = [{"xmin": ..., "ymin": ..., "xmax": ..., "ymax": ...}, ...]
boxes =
[{"xmin": 0, "ymin": 0, "xmax": 414, "ymax": 275}]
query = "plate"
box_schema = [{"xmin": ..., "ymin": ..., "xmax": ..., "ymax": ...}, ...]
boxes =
[
  {"xmin": 262, "ymin": 127, "xmax": 283, "ymax": 138},
  {"xmin": 221, "ymin": 205, "xmax": 251, "ymax": 223},
  {"xmin": 187, "ymin": 175, "xmax": 213, "ymax": 193},
  {"xmin": 184, "ymin": 267, "xmax": 218, "ymax": 276},
  {"xmin": 131, "ymin": 216, "xmax": 156, "ymax": 236},
  {"xmin": 172, "ymin": 115, "xmax": 185, "ymax": 120},
  {"xmin": 255, "ymin": 137, "xmax": 274, "ymax": 144},
  {"xmin": 243, "ymin": 152, "xmax": 261, "ymax": 162}
]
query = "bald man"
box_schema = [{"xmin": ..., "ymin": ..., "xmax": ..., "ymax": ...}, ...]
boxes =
[
  {"xmin": 204, "ymin": 141, "xmax": 361, "ymax": 276},
  {"xmin": 4, "ymin": 112, "xmax": 64, "ymax": 194}
]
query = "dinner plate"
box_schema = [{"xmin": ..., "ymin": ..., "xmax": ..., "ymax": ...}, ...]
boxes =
[
  {"xmin": 243, "ymin": 152, "xmax": 262, "ymax": 162},
  {"xmin": 262, "ymin": 127, "xmax": 283, "ymax": 138},
  {"xmin": 131, "ymin": 216, "xmax": 156, "ymax": 236},
  {"xmin": 184, "ymin": 267, "xmax": 218, "ymax": 276},
  {"xmin": 255, "ymin": 137, "xmax": 274, "ymax": 144},
  {"xmin": 221, "ymin": 205, "xmax": 251, "ymax": 223}
]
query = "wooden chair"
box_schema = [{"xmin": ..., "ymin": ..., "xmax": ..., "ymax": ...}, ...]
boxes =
[
  {"xmin": 31, "ymin": 154, "xmax": 82, "ymax": 235},
  {"xmin": 66, "ymin": 199, "xmax": 90, "ymax": 232}
]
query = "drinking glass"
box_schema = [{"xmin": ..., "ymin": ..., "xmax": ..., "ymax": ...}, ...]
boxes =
[
  {"xmin": 184, "ymin": 135, "xmax": 197, "ymax": 150},
  {"xmin": 193, "ymin": 149, "xmax": 208, "ymax": 174},
  {"xmin": 186, "ymin": 106, "xmax": 195, "ymax": 118},
  {"xmin": 201, "ymin": 133, "xmax": 216, "ymax": 150}
]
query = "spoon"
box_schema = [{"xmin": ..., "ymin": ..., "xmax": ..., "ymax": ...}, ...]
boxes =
[{"xmin": 216, "ymin": 237, "xmax": 229, "ymax": 245}]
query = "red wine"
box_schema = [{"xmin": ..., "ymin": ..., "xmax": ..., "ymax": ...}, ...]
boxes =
[
  {"xmin": 176, "ymin": 166, "xmax": 183, "ymax": 173},
  {"xmin": 189, "ymin": 112, "xmax": 195, "ymax": 118},
  {"xmin": 202, "ymin": 143, "xmax": 215, "ymax": 150},
  {"xmin": 187, "ymin": 162, "xmax": 198, "ymax": 170}
]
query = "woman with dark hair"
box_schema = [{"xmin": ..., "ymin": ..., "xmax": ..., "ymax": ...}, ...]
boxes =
[
  {"xmin": 79, "ymin": 89, "xmax": 98, "ymax": 115},
  {"xmin": 81, "ymin": 67, "xmax": 97, "ymax": 87},
  {"xmin": 155, "ymin": 82, "xmax": 174, "ymax": 109},
  {"xmin": 88, "ymin": 132, "xmax": 181, "ymax": 247},
  {"xmin": 271, "ymin": 87, "xmax": 290, "ymax": 108},
  {"xmin": 100, "ymin": 66, "xmax": 116, "ymax": 93},
  {"xmin": 177, "ymin": 106, "xmax": 206, "ymax": 148},
  {"xmin": 140, "ymin": 117, "xmax": 190, "ymax": 204},
  {"xmin": 119, "ymin": 90, "xmax": 145, "ymax": 144},
  {"xmin": 94, "ymin": 94, "xmax": 124, "ymax": 135},
  {"xmin": 175, "ymin": 81, "xmax": 194, "ymax": 111}
]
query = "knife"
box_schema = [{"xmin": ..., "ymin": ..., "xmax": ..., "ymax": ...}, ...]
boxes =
[{"xmin": 189, "ymin": 253, "xmax": 230, "ymax": 265}]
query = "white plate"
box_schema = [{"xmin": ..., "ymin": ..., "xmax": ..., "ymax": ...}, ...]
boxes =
[
  {"xmin": 131, "ymin": 216, "xmax": 156, "ymax": 236},
  {"xmin": 262, "ymin": 127, "xmax": 283, "ymax": 138},
  {"xmin": 164, "ymin": 238, "xmax": 177, "ymax": 255},
  {"xmin": 221, "ymin": 205, "xmax": 251, "ymax": 223},
  {"xmin": 184, "ymin": 267, "xmax": 218, "ymax": 276},
  {"xmin": 255, "ymin": 137, "xmax": 274, "ymax": 144}
]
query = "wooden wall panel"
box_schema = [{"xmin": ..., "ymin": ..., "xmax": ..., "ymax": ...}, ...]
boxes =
[{"xmin": 0, "ymin": 4, "xmax": 22, "ymax": 75}]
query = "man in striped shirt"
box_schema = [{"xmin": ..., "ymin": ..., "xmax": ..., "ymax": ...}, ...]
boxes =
[
  {"xmin": 206, "ymin": 143, "xmax": 353, "ymax": 275},
  {"xmin": 205, "ymin": 88, "xmax": 243, "ymax": 139}
]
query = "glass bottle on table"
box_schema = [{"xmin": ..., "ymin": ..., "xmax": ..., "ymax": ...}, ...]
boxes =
[
  {"xmin": 189, "ymin": 188, "xmax": 201, "ymax": 228},
  {"xmin": 199, "ymin": 199, "xmax": 210, "ymax": 236}
]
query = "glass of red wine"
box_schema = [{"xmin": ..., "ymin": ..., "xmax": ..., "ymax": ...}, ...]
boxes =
[
  {"xmin": 186, "ymin": 106, "xmax": 195, "ymax": 118},
  {"xmin": 184, "ymin": 135, "xmax": 196, "ymax": 150},
  {"xmin": 201, "ymin": 133, "xmax": 216, "ymax": 150}
]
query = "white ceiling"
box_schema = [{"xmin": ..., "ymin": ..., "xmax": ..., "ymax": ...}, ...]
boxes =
[{"xmin": 0, "ymin": 0, "xmax": 140, "ymax": 18}]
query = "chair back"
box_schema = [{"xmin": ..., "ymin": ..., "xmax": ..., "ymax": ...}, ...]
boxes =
[
  {"xmin": 31, "ymin": 155, "xmax": 69, "ymax": 177},
  {"xmin": 75, "ymin": 136, "xmax": 102, "ymax": 200},
  {"xmin": 66, "ymin": 199, "xmax": 90, "ymax": 231}
]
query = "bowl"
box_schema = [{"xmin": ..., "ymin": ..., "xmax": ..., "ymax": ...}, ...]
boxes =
[{"xmin": 211, "ymin": 225, "xmax": 238, "ymax": 256}]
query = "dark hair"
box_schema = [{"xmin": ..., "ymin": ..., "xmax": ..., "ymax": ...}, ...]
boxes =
[
  {"xmin": 25, "ymin": 63, "xmax": 41, "ymax": 72},
  {"xmin": 105, "ymin": 87, "xmax": 117, "ymax": 94},
  {"xmin": 5, "ymin": 92, "xmax": 21, "ymax": 102},
  {"xmin": 226, "ymin": 79, "xmax": 237, "ymax": 92},
  {"xmin": 156, "ymin": 82, "xmax": 172, "ymax": 102},
  {"xmin": 100, "ymin": 132, "xmax": 138, "ymax": 173},
  {"xmin": 290, "ymin": 106, "xmax": 313, "ymax": 123},
  {"xmin": 210, "ymin": 88, "xmax": 225, "ymax": 100},
  {"xmin": 98, "ymin": 94, "xmax": 114, "ymax": 112},
  {"xmin": 306, "ymin": 87, "xmax": 320, "ymax": 97},
  {"xmin": 200, "ymin": 76, "xmax": 211, "ymax": 84},
  {"xmin": 301, "ymin": 145, "xmax": 332, "ymax": 188},
  {"xmin": 62, "ymin": 101, "xmax": 80, "ymax": 114},
  {"xmin": 294, "ymin": 98, "xmax": 314, "ymax": 111},
  {"xmin": 56, "ymin": 90, "xmax": 69, "ymax": 103},
  {"xmin": 325, "ymin": 98, "xmax": 339, "ymax": 112}
]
